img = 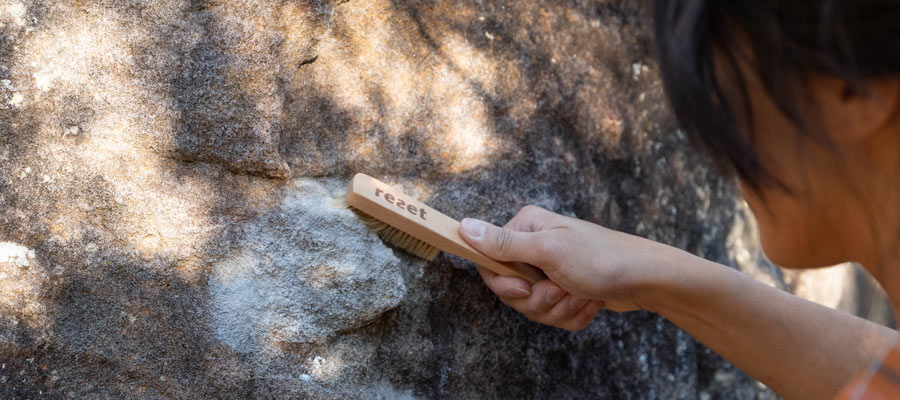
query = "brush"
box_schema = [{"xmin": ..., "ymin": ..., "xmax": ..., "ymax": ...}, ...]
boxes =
[{"xmin": 342, "ymin": 173, "xmax": 547, "ymax": 284}]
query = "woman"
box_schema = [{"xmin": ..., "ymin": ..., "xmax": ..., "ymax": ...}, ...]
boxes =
[{"xmin": 457, "ymin": 2, "xmax": 900, "ymax": 399}]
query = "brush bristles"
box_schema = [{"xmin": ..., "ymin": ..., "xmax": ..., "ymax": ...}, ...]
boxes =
[{"xmin": 340, "ymin": 197, "xmax": 440, "ymax": 261}]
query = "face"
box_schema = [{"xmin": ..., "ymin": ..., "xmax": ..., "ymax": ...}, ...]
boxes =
[
  {"xmin": 736, "ymin": 82, "xmax": 847, "ymax": 268},
  {"xmin": 735, "ymin": 122, "xmax": 859, "ymax": 269},
  {"xmin": 723, "ymin": 61, "xmax": 900, "ymax": 269}
]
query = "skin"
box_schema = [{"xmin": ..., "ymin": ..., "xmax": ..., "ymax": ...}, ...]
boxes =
[{"xmin": 458, "ymin": 69, "xmax": 900, "ymax": 399}]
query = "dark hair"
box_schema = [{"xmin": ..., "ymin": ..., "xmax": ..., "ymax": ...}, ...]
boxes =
[{"xmin": 652, "ymin": 1, "xmax": 900, "ymax": 190}]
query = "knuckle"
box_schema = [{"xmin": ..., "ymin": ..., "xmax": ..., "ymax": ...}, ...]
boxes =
[
  {"xmin": 519, "ymin": 205, "xmax": 549, "ymax": 222},
  {"xmin": 495, "ymin": 227, "xmax": 516, "ymax": 259},
  {"xmin": 522, "ymin": 304, "xmax": 546, "ymax": 318},
  {"xmin": 520, "ymin": 204, "xmax": 543, "ymax": 215},
  {"xmin": 479, "ymin": 273, "xmax": 499, "ymax": 290},
  {"xmin": 535, "ymin": 301, "xmax": 555, "ymax": 314}
]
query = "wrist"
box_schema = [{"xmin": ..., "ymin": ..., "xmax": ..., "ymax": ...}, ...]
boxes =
[{"xmin": 631, "ymin": 243, "xmax": 706, "ymax": 316}]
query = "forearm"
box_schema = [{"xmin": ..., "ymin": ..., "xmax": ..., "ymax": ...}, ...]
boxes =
[{"xmin": 644, "ymin": 246, "xmax": 898, "ymax": 400}]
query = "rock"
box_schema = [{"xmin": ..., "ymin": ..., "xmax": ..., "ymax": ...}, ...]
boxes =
[
  {"xmin": 0, "ymin": 0, "xmax": 858, "ymax": 398},
  {"xmin": 208, "ymin": 179, "xmax": 407, "ymax": 353}
]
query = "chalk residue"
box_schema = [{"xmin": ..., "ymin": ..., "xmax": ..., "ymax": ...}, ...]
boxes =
[
  {"xmin": 0, "ymin": 242, "xmax": 52, "ymax": 344},
  {"xmin": 209, "ymin": 179, "xmax": 407, "ymax": 354},
  {"xmin": 0, "ymin": 242, "xmax": 34, "ymax": 267}
]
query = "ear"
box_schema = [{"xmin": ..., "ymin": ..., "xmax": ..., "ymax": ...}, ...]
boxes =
[{"xmin": 815, "ymin": 77, "xmax": 900, "ymax": 143}]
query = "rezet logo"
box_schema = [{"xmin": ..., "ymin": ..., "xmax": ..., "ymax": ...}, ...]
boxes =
[{"xmin": 374, "ymin": 187, "xmax": 428, "ymax": 220}]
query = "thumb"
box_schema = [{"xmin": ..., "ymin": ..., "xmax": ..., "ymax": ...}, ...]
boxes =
[{"xmin": 459, "ymin": 218, "xmax": 549, "ymax": 265}]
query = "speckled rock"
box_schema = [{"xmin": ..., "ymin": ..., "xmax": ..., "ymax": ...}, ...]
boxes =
[
  {"xmin": 208, "ymin": 179, "xmax": 408, "ymax": 353},
  {"xmin": 0, "ymin": 0, "xmax": 792, "ymax": 398}
]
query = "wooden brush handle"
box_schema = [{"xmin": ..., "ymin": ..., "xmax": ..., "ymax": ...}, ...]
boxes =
[{"xmin": 347, "ymin": 173, "xmax": 548, "ymax": 284}]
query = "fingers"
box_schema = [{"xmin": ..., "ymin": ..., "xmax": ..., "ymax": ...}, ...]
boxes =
[
  {"xmin": 466, "ymin": 205, "xmax": 601, "ymax": 331},
  {"xmin": 507, "ymin": 280, "xmax": 566, "ymax": 316},
  {"xmin": 480, "ymin": 267, "xmax": 561, "ymax": 310},
  {"xmin": 479, "ymin": 269, "xmax": 600, "ymax": 331},
  {"xmin": 477, "ymin": 266, "xmax": 532, "ymax": 298},
  {"xmin": 503, "ymin": 205, "xmax": 555, "ymax": 233},
  {"xmin": 507, "ymin": 286, "xmax": 602, "ymax": 331},
  {"xmin": 557, "ymin": 300, "xmax": 604, "ymax": 331},
  {"xmin": 459, "ymin": 218, "xmax": 557, "ymax": 266},
  {"xmin": 542, "ymin": 294, "xmax": 588, "ymax": 324}
]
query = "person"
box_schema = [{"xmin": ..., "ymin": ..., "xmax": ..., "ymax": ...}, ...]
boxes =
[{"xmin": 456, "ymin": 2, "xmax": 900, "ymax": 399}]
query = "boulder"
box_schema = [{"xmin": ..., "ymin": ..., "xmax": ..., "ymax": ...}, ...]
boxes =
[{"xmin": 0, "ymin": 1, "xmax": 783, "ymax": 398}]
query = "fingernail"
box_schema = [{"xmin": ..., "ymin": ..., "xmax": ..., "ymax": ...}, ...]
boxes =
[
  {"xmin": 462, "ymin": 218, "xmax": 486, "ymax": 240},
  {"xmin": 569, "ymin": 297, "xmax": 588, "ymax": 310},
  {"xmin": 505, "ymin": 288, "xmax": 530, "ymax": 298},
  {"xmin": 545, "ymin": 286, "xmax": 563, "ymax": 304}
]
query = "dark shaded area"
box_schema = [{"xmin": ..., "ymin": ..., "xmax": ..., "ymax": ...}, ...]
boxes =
[{"xmin": 169, "ymin": 5, "xmax": 291, "ymax": 179}]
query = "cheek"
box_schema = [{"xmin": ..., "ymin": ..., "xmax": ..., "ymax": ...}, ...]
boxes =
[
  {"xmin": 737, "ymin": 85, "xmax": 841, "ymax": 267},
  {"xmin": 725, "ymin": 63, "xmax": 855, "ymax": 268}
]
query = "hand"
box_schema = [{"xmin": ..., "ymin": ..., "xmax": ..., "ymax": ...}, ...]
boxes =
[{"xmin": 458, "ymin": 205, "xmax": 666, "ymax": 331}]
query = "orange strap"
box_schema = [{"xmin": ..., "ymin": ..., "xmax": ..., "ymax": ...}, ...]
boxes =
[{"xmin": 835, "ymin": 344, "xmax": 900, "ymax": 400}]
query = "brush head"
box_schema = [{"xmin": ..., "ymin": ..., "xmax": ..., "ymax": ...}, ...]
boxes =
[{"xmin": 334, "ymin": 192, "xmax": 441, "ymax": 261}]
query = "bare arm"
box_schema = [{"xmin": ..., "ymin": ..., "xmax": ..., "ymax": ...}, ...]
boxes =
[
  {"xmin": 458, "ymin": 206, "xmax": 898, "ymax": 400},
  {"xmin": 649, "ymin": 248, "xmax": 897, "ymax": 400}
]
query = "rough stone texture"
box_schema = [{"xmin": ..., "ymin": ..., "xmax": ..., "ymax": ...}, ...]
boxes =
[
  {"xmin": 0, "ymin": 0, "xmax": 882, "ymax": 399},
  {"xmin": 208, "ymin": 179, "xmax": 408, "ymax": 354}
]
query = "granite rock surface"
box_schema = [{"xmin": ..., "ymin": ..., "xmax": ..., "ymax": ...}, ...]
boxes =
[{"xmin": 0, "ymin": 0, "xmax": 794, "ymax": 398}]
